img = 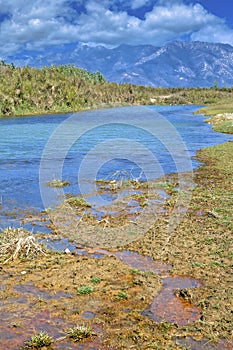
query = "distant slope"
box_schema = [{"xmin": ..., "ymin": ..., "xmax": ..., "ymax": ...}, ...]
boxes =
[{"xmin": 4, "ymin": 41, "xmax": 233, "ymax": 88}]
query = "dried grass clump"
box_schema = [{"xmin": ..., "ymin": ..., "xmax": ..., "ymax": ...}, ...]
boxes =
[{"xmin": 0, "ymin": 227, "xmax": 47, "ymax": 263}]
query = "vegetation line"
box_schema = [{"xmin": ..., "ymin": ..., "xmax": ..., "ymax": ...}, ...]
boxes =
[{"xmin": 1, "ymin": 61, "xmax": 233, "ymax": 117}]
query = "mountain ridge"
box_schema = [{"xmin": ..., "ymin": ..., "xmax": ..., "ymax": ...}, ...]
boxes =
[{"xmin": 4, "ymin": 41, "xmax": 233, "ymax": 88}]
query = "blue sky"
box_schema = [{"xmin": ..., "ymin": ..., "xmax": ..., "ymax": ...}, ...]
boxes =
[{"xmin": 0, "ymin": 0, "xmax": 233, "ymax": 59}]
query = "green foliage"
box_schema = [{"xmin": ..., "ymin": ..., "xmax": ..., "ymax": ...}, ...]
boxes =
[
  {"xmin": 130, "ymin": 268, "xmax": 141, "ymax": 274},
  {"xmin": 212, "ymin": 121, "xmax": 233, "ymax": 134},
  {"xmin": 77, "ymin": 285, "xmax": 94, "ymax": 295},
  {"xmin": 66, "ymin": 324, "xmax": 94, "ymax": 342},
  {"xmin": 116, "ymin": 291, "xmax": 129, "ymax": 300},
  {"xmin": 1, "ymin": 62, "xmax": 233, "ymax": 117},
  {"xmin": 197, "ymin": 102, "xmax": 233, "ymax": 116},
  {"xmin": 65, "ymin": 197, "xmax": 91, "ymax": 208},
  {"xmin": 25, "ymin": 331, "xmax": 54, "ymax": 348},
  {"xmin": 90, "ymin": 276, "xmax": 101, "ymax": 284}
]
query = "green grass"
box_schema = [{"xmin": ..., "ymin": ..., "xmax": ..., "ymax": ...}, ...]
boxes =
[
  {"xmin": 130, "ymin": 268, "xmax": 141, "ymax": 274},
  {"xmin": 1, "ymin": 61, "xmax": 233, "ymax": 118},
  {"xmin": 25, "ymin": 332, "xmax": 54, "ymax": 348},
  {"xmin": 90, "ymin": 276, "xmax": 101, "ymax": 284},
  {"xmin": 212, "ymin": 121, "xmax": 233, "ymax": 134},
  {"xmin": 197, "ymin": 102, "xmax": 233, "ymax": 116},
  {"xmin": 66, "ymin": 324, "xmax": 94, "ymax": 342},
  {"xmin": 116, "ymin": 291, "xmax": 129, "ymax": 300}
]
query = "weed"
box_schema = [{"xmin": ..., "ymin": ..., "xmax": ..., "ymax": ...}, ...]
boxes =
[
  {"xmin": 158, "ymin": 321, "xmax": 172, "ymax": 334},
  {"xmin": 25, "ymin": 331, "xmax": 54, "ymax": 348},
  {"xmin": 90, "ymin": 276, "xmax": 101, "ymax": 284},
  {"xmin": 66, "ymin": 324, "xmax": 94, "ymax": 342},
  {"xmin": 131, "ymin": 194, "xmax": 148, "ymax": 207},
  {"xmin": 157, "ymin": 181, "xmax": 176, "ymax": 194},
  {"xmin": 211, "ymin": 261, "xmax": 225, "ymax": 267},
  {"xmin": 130, "ymin": 268, "xmax": 141, "ymax": 274},
  {"xmin": 191, "ymin": 261, "xmax": 205, "ymax": 267},
  {"xmin": 116, "ymin": 291, "xmax": 129, "ymax": 300},
  {"xmin": 77, "ymin": 285, "xmax": 94, "ymax": 295},
  {"xmin": 46, "ymin": 179, "xmax": 70, "ymax": 188},
  {"xmin": 65, "ymin": 197, "xmax": 91, "ymax": 208}
]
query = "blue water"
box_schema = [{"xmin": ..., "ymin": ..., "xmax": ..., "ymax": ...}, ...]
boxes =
[{"xmin": 0, "ymin": 105, "xmax": 232, "ymax": 230}]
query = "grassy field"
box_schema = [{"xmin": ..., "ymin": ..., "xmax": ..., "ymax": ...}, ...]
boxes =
[
  {"xmin": 196, "ymin": 103, "xmax": 233, "ymax": 134},
  {"xmin": 197, "ymin": 102, "xmax": 233, "ymax": 116}
]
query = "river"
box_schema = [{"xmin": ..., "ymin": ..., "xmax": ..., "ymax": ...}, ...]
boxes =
[{"xmin": 0, "ymin": 105, "xmax": 232, "ymax": 231}]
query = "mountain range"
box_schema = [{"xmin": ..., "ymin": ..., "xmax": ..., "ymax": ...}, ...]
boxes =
[{"xmin": 6, "ymin": 41, "xmax": 233, "ymax": 88}]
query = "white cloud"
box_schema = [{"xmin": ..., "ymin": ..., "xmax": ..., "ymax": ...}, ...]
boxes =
[
  {"xmin": 0, "ymin": 0, "xmax": 233, "ymax": 57},
  {"xmin": 131, "ymin": 0, "xmax": 151, "ymax": 10},
  {"xmin": 191, "ymin": 24, "xmax": 233, "ymax": 46},
  {"xmin": 144, "ymin": 3, "xmax": 218, "ymax": 33}
]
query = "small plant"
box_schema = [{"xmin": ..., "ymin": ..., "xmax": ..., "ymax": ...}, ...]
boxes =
[
  {"xmin": 191, "ymin": 261, "xmax": 205, "ymax": 267},
  {"xmin": 130, "ymin": 268, "xmax": 141, "ymax": 274},
  {"xmin": 157, "ymin": 181, "xmax": 176, "ymax": 194},
  {"xmin": 116, "ymin": 291, "xmax": 128, "ymax": 300},
  {"xmin": 25, "ymin": 331, "xmax": 54, "ymax": 348},
  {"xmin": 90, "ymin": 276, "xmax": 101, "ymax": 284},
  {"xmin": 66, "ymin": 324, "xmax": 94, "ymax": 342},
  {"xmin": 46, "ymin": 179, "xmax": 70, "ymax": 188},
  {"xmin": 159, "ymin": 321, "xmax": 172, "ymax": 333},
  {"xmin": 65, "ymin": 197, "xmax": 91, "ymax": 208},
  {"xmin": 131, "ymin": 193, "xmax": 148, "ymax": 206},
  {"xmin": 211, "ymin": 261, "xmax": 225, "ymax": 267},
  {"xmin": 77, "ymin": 285, "xmax": 94, "ymax": 295}
]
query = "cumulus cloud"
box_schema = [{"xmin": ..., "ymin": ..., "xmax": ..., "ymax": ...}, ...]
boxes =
[
  {"xmin": 0, "ymin": 0, "xmax": 233, "ymax": 57},
  {"xmin": 144, "ymin": 3, "xmax": 218, "ymax": 33},
  {"xmin": 131, "ymin": 0, "xmax": 151, "ymax": 10},
  {"xmin": 191, "ymin": 24, "xmax": 233, "ymax": 46}
]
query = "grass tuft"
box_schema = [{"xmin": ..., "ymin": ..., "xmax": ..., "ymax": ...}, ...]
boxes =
[
  {"xmin": 46, "ymin": 179, "xmax": 70, "ymax": 188},
  {"xmin": 116, "ymin": 291, "xmax": 129, "ymax": 300},
  {"xmin": 66, "ymin": 324, "xmax": 94, "ymax": 342},
  {"xmin": 77, "ymin": 285, "xmax": 94, "ymax": 295},
  {"xmin": 25, "ymin": 331, "xmax": 54, "ymax": 348},
  {"xmin": 65, "ymin": 197, "xmax": 91, "ymax": 208}
]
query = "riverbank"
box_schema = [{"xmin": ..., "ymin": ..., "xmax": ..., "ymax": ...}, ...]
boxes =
[
  {"xmin": 1, "ymin": 63, "xmax": 233, "ymax": 118},
  {"xmin": 0, "ymin": 110, "xmax": 233, "ymax": 349},
  {"xmin": 197, "ymin": 103, "xmax": 233, "ymax": 134}
]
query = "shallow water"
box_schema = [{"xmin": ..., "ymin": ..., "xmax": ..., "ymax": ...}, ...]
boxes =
[
  {"xmin": 0, "ymin": 105, "xmax": 232, "ymax": 230},
  {"xmin": 175, "ymin": 336, "xmax": 233, "ymax": 350}
]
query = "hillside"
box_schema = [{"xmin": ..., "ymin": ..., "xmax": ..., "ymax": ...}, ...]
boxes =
[{"xmin": 5, "ymin": 41, "xmax": 233, "ymax": 88}]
